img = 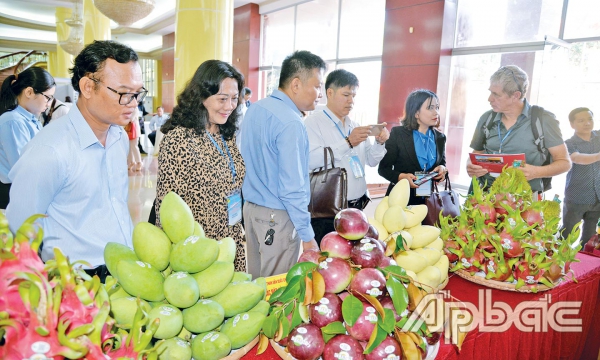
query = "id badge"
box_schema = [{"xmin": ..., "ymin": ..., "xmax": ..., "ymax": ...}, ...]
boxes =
[
  {"xmin": 226, "ymin": 189, "xmax": 242, "ymax": 225},
  {"xmin": 344, "ymin": 151, "xmax": 365, "ymax": 179},
  {"xmin": 415, "ymin": 172, "xmax": 432, "ymax": 197}
]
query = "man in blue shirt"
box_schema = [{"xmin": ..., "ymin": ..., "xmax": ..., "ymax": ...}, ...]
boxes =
[
  {"xmin": 6, "ymin": 40, "xmax": 145, "ymax": 282},
  {"xmin": 147, "ymin": 106, "xmax": 169, "ymax": 146},
  {"xmin": 241, "ymin": 50, "xmax": 324, "ymax": 278}
]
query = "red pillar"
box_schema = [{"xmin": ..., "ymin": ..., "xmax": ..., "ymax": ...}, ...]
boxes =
[
  {"xmin": 161, "ymin": 32, "xmax": 175, "ymax": 113},
  {"xmin": 233, "ymin": 3, "xmax": 260, "ymax": 98},
  {"xmin": 378, "ymin": 0, "xmax": 445, "ymax": 128}
]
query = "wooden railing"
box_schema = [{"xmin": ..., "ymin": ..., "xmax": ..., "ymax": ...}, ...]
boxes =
[{"xmin": 0, "ymin": 51, "xmax": 48, "ymax": 86}]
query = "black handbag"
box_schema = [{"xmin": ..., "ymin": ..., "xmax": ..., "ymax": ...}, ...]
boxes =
[
  {"xmin": 423, "ymin": 173, "xmax": 461, "ymax": 226},
  {"xmin": 308, "ymin": 147, "xmax": 348, "ymax": 219}
]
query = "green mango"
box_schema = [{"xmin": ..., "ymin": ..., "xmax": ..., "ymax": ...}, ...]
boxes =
[
  {"xmin": 192, "ymin": 261, "xmax": 234, "ymax": 298},
  {"xmin": 170, "ymin": 236, "xmax": 219, "ymax": 273},
  {"xmin": 208, "ymin": 281, "xmax": 264, "ymax": 317},
  {"xmin": 149, "ymin": 300, "xmax": 169, "ymax": 308},
  {"xmin": 104, "ymin": 242, "xmax": 138, "ymax": 280},
  {"xmin": 110, "ymin": 297, "xmax": 150, "ymax": 329},
  {"xmin": 216, "ymin": 237, "xmax": 236, "ymax": 263},
  {"xmin": 253, "ymin": 277, "xmax": 267, "ymax": 300},
  {"xmin": 157, "ymin": 337, "xmax": 192, "ymax": 360},
  {"xmin": 248, "ymin": 300, "xmax": 270, "ymax": 316},
  {"xmin": 182, "ymin": 299, "xmax": 225, "ymax": 334},
  {"xmin": 132, "ymin": 222, "xmax": 171, "ymax": 271},
  {"xmin": 117, "ymin": 260, "xmax": 165, "ymax": 302},
  {"xmin": 220, "ymin": 311, "xmax": 266, "ymax": 349},
  {"xmin": 160, "ymin": 192, "xmax": 195, "ymax": 243},
  {"xmin": 164, "ymin": 272, "xmax": 200, "ymax": 309},
  {"xmin": 178, "ymin": 327, "xmax": 193, "ymax": 341},
  {"xmin": 193, "ymin": 222, "xmax": 205, "ymax": 237},
  {"xmin": 149, "ymin": 304, "xmax": 183, "ymax": 339},
  {"xmin": 191, "ymin": 331, "xmax": 232, "ymax": 360},
  {"xmin": 107, "ymin": 283, "xmax": 130, "ymax": 301},
  {"xmin": 231, "ymin": 272, "xmax": 252, "ymax": 283}
]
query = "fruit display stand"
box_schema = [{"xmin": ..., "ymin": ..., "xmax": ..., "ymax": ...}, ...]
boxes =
[
  {"xmin": 452, "ymin": 269, "xmax": 558, "ymax": 293},
  {"xmin": 268, "ymin": 338, "xmax": 440, "ymax": 360},
  {"xmin": 433, "ymin": 252, "xmax": 600, "ymax": 360}
]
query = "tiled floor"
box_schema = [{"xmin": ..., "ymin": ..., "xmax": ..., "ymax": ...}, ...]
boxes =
[{"xmin": 127, "ymin": 152, "xmax": 158, "ymax": 226}]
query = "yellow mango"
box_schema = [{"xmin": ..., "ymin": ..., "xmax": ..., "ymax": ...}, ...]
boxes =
[
  {"xmin": 405, "ymin": 270, "xmax": 418, "ymax": 282},
  {"xmin": 428, "ymin": 237, "xmax": 444, "ymax": 252},
  {"xmin": 374, "ymin": 196, "xmax": 389, "ymax": 223},
  {"xmin": 416, "ymin": 265, "xmax": 442, "ymax": 293},
  {"xmin": 368, "ymin": 217, "xmax": 388, "ymax": 241},
  {"xmin": 382, "ymin": 205, "xmax": 407, "ymax": 233},
  {"xmin": 407, "ymin": 225, "xmax": 441, "ymax": 249},
  {"xmin": 388, "ymin": 179, "xmax": 410, "ymax": 208},
  {"xmin": 393, "ymin": 250, "xmax": 428, "ymax": 273},
  {"xmin": 414, "ymin": 247, "xmax": 442, "ymax": 267},
  {"xmin": 433, "ymin": 255, "xmax": 450, "ymax": 283},
  {"xmin": 403, "ymin": 205, "xmax": 428, "ymax": 229}
]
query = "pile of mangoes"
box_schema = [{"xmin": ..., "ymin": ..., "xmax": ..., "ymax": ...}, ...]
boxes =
[
  {"xmin": 104, "ymin": 192, "xmax": 267, "ymax": 360},
  {"xmin": 368, "ymin": 179, "xmax": 449, "ymax": 292}
]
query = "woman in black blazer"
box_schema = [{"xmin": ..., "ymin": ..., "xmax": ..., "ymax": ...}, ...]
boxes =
[{"xmin": 378, "ymin": 89, "xmax": 447, "ymax": 205}]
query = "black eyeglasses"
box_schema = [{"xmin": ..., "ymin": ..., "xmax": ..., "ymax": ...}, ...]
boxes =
[
  {"xmin": 89, "ymin": 77, "xmax": 148, "ymax": 105},
  {"xmin": 38, "ymin": 92, "xmax": 54, "ymax": 103}
]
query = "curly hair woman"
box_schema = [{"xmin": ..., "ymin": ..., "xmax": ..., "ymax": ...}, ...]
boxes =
[{"xmin": 154, "ymin": 60, "xmax": 247, "ymax": 272}]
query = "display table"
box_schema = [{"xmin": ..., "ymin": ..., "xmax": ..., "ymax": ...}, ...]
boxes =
[
  {"xmin": 241, "ymin": 252, "xmax": 600, "ymax": 360},
  {"xmin": 436, "ymin": 252, "xmax": 600, "ymax": 360}
]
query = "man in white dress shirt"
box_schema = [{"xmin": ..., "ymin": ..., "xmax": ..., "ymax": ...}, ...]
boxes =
[
  {"xmin": 148, "ymin": 106, "xmax": 169, "ymax": 146},
  {"xmin": 305, "ymin": 69, "xmax": 390, "ymax": 244}
]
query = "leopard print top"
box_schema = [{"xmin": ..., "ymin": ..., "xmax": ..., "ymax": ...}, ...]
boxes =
[{"xmin": 155, "ymin": 126, "xmax": 247, "ymax": 272}]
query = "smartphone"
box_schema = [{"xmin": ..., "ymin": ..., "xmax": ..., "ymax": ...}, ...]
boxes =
[
  {"xmin": 369, "ymin": 124, "xmax": 386, "ymax": 136},
  {"xmin": 413, "ymin": 172, "xmax": 439, "ymax": 186}
]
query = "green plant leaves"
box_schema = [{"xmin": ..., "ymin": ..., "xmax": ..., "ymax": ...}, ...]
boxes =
[
  {"xmin": 286, "ymin": 262, "xmax": 318, "ymax": 283},
  {"xmin": 342, "ymin": 294, "xmax": 363, "ymax": 326},
  {"xmin": 278, "ymin": 275, "xmax": 302, "ymax": 303},
  {"xmin": 321, "ymin": 321, "xmax": 346, "ymax": 343},
  {"xmin": 386, "ymin": 276, "xmax": 408, "ymax": 317},
  {"xmin": 395, "ymin": 234, "xmax": 406, "ymax": 252}
]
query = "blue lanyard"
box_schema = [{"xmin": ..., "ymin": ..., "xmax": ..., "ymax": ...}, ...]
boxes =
[
  {"xmin": 497, "ymin": 122, "xmax": 513, "ymax": 153},
  {"xmin": 206, "ymin": 132, "xmax": 237, "ymax": 183},
  {"xmin": 323, "ymin": 110, "xmax": 350, "ymax": 139}
]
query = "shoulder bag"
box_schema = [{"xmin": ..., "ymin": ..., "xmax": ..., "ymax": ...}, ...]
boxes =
[
  {"xmin": 423, "ymin": 173, "xmax": 461, "ymax": 226},
  {"xmin": 308, "ymin": 147, "xmax": 348, "ymax": 219}
]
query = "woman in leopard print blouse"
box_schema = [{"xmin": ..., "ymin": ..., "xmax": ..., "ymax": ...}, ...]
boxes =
[{"xmin": 155, "ymin": 60, "xmax": 247, "ymax": 272}]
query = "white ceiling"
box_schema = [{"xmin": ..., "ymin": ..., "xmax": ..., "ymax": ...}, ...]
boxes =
[{"xmin": 0, "ymin": 0, "xmax": 272, "ymax": 54}]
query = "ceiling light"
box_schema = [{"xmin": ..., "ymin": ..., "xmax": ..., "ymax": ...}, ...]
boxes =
[{"xmin": 93, "ymin": 0, "xmax": 156, "ymax": 27}]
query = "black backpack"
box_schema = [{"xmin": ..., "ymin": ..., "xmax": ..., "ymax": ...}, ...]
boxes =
[{"xmin": 481, "ymin": 105, "xmax": 552, "ymax": 192}]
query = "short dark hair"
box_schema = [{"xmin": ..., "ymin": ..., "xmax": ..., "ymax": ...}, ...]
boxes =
[
  {"xmin": 401, "ymin": 89, "xmax": 439, "ymax": 131},
  {"xmin": 70, "ymin": 40, "xmax": 139, "ymax": 93},
  {"xmin": 278, "ymin": 50, "xmax": 326, "ymax": 89},
  {"xmin": 325, "ymin": 69, "xmax": 359, "ymax": 91},
  {"xmin": 0, "ymin": 66, "xmax": 55, "ymax": 115},
  {"xmin": 243, "ymin": 87, "xmax": 252, "ymax": 95},
  {"xmin": 568, "ymin": 107, "xmax": 593, "ymax": 123},
  {"xmin": 156, "ymin": 106, "xmax": 163, "ymax": 110},
  {"xmin": 162, "ymin": 60, "xmax": 244, "ymax": 141}
]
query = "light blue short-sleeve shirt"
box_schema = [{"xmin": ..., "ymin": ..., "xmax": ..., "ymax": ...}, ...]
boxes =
[{"xmin": 6, "ymin": 105, "xmax": 132, "ymax": 267}]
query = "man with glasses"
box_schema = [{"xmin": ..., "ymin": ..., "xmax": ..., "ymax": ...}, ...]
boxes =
[
  {"xmin": 6, "ymin": 40, "xmax": 145, "ymax": 282},
  {"xmin": 466, "ymin": 65, "xmax": 570, "ymax": 195}
]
